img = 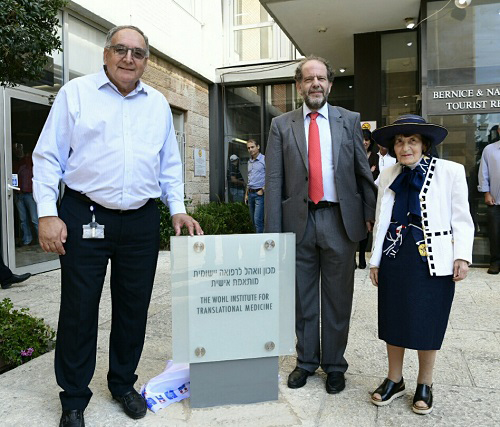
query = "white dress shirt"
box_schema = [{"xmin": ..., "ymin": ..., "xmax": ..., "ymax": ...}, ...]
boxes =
[
  {"xmin": 33, "ymin": 68, "xmax": 186, "ymax": 217},
  {"xmin": 303, "ymin": 103, "xmax": 337, "ymax": 202},
  {"xmin": 374, "ymin": 152, "xmax": 397, "ymax": 186}
]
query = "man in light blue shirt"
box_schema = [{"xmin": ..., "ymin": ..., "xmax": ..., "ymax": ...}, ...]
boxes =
[
  {"xmin": 245, "ymin": 139, "xmax": 265, "ymax": 232},
  {"xmin": 478, "ymin": 137, "xmax": 500, "ymax": 274},
  {"xmin": 33, "ymin": 25, "xmax": 202, "ymax": 427}
]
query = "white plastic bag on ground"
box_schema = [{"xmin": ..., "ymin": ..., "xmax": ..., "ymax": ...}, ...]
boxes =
[{"xmin": 140, "ymin": 360, "xmax": 190, "ymax": 413}]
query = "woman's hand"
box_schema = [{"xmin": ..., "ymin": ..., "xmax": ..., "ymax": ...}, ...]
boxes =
[
  {"xmin": 370, "ymin": 267, "xmax": 379, "ymax": 287},
  {"xmin": 453, "ymin": 259, "xmax": 469, "ymax": 282}
]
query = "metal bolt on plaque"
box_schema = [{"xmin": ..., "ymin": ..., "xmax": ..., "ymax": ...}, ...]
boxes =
[
  {"xmin": 264, "ymin": 341, "xmax": 275, "ymax": 351},
  {"xmin": 264, "ymin": 240, "xmax": 275, "ymax": 250},
  {"xmin": 193, "ymin": 242, "xmax": 205, "ymax": 253},
  {"xmin": 194, "ymin": 347, "xmax": 206, "ymax": 357}
]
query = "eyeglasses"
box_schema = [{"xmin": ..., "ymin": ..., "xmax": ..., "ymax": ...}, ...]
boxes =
[{"xmin": 108, "ymin": 44, "xmax": 148, "ymax": 60}]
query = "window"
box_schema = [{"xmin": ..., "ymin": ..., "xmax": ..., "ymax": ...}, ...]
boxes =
[
  {"xmin": 224, "ymin": 82, "xmax": 297, "ymax": 201},
  {"xmin": 427, "ymin": 0, "xmax": 500, "ymax": 86},
  {"xmin": 172, "ymin": 110, "xmax": 186, "ymax": 187},
  {"xmin": 226, "ymin": 0, "xmax": 296, "ymax": 65},
  {"xmin": 68, "ymin": 15, "xmax": 107, "ymax": 80},
  {"xmin": 381, "ymin": 31, "xmax": 418, "ymax": 126},
  {"xmin": 25, "ymin": 11, "xmax": 63, "ymax": 93},
  {"xmin": 173, "ymin": 0, "xmax": 202, "ymax": 20}
]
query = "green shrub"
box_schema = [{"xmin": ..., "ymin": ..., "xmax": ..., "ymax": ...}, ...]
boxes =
[
  {"xmin": 191, "ymin": 201, "xmax": 255, "ymax": 235},
  {"xmin": 0, "ymin": 298, "xmax": 56, "ymax": 370},
  {"xmin": 156, "ymin": 200, "xmax": 254, "ymax": 249}
]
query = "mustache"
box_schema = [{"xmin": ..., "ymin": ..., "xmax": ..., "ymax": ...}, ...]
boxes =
[{"xmin": 308, "ymin": 88, "xmax": 325, "ymax": 95}]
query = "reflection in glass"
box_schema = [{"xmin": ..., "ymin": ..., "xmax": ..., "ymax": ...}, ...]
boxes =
[
  {"xmin": 264, "ymin": 84, "xmax": 298, "ymax": 144},
  {"xmin": 234, "ymin": 27, "xmax": 273, "ymax": 62},
  {"xmin": 381, "ymin": 31, "xmax": 418, "ymax": 126},
  {"xmin": 225, "ymin": 86, "xmax": 262, "ymax": 202},
  {"xmin": 68, "ymin": 15, "xmax": 106, "ymax": 80},
  {"xmin": 10, "ymin": 99, "xmax": 58, "ymax": 267},
  {"xmin": 427, "ymin": 0, "xmax": 500, "ymax": 86},
  {"xmin": 429, "ymin": 113, "xmax": 500, "ymax": 264},
  {"xmin": 26, "ymin": 11, "xmax": 63, "ymax": 93},
  {"xmin": 233, "ymin": 0, "xmax": 271, "ymax": 26}
]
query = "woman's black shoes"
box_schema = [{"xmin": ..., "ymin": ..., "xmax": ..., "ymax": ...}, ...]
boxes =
[
  {"xmin": 371, "ymin": 379, "xmax": 433, "ymax": 415},
  {"xmin": 412, "ymin": 383, "xmax": 433, "ymax": 415},
  {"xmin": 371, "ymin": 377, "xmax": 406, "ymax": 406}
]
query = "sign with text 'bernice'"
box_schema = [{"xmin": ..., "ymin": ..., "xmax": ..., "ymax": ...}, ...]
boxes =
[
  {"xmin": 427, "ymin": 84, "xmax": 500, "ymax": 115},
  {"xmin": 171, "ymin": 233, "xmax": 295, "ymax": 364}
]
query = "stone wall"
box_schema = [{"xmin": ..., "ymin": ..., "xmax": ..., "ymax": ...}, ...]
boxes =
[{"xmin": 143, "ymin": 54, "xmax": 210, "ymax": 206}]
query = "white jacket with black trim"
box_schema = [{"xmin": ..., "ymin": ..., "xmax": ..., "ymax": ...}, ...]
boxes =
[{"xmin": 370, "ymin": 157, "xmax": 474, "ymax": 276}]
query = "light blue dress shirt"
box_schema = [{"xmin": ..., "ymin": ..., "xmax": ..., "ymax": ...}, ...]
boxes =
[
  {"xmin": 302, "ymin": 103, "xmax": 338, "ymax": 202},
  {"xmin": 478, "ymin": 141, "xmax": 500, "ymax": 204},
  {"xmin": 33, "ymin": 68, "xmax": 186, "ymax": 217},
  {"xmin": 247, "ymin": 153, "xmax": 266, "ymax": 189}
]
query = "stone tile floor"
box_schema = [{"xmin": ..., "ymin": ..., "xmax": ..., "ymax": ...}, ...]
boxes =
[{"xmin": 1, "ymin": 252, "xmax": 499, "ymax": 426}]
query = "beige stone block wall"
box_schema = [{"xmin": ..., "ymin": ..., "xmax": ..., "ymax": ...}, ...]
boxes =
[{"xmin": 142, "ymin": 54, "xmax": 210, "ymax": 206}]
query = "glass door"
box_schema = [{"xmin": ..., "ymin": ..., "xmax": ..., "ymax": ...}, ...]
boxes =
[{"xmin": 2, "ymin": 88, "xmax": 59, "ymax": 274}]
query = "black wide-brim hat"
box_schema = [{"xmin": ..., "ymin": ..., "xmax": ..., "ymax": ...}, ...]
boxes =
[{"xmin": 372, "ymin": 114, "xmax": 448, "ymax": 148}]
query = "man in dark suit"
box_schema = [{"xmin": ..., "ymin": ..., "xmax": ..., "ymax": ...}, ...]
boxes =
[{"xmin": 264, "ymin": 56, "xmax": 376, "ymax": 394}]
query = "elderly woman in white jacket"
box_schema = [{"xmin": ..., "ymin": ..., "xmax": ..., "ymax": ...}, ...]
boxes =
[{"xmin": 369, "ymin": 115, "xmax": 474, "ymax": 415}]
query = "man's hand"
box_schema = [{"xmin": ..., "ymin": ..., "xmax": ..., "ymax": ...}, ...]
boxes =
[
  {"xmin": 366, "ymin": 220, "xmax": 374, "ymax": 233},
  {"xmin": 38, "ymin": 216, "xmax": 67, "ymax": 255},
  {"xmin": 485, "ymin": 192, "xmax": 496, "ymax": 206},
  {"xmin": 453, "ymin": 259, "xmax": 469, "ymax": 282},
  {"xmin": 172, "ymin": 213, "xmax": 204, "ymax": 236},
  {"xmin": 369, "ymin": 267, "xmax": 379, "ymax": 287}
]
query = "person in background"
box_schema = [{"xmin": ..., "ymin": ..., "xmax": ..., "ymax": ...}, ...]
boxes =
[
  {"xmin": 0, "ymin": 255, "xmax": 31, "ymax": 289},
  {"xmin": 358, "ymin": 129, "xmax": 379, "ymax": 268},
  {"xmin": 374, "ymin": 143, "xmax": 397, "ymax": 186},
  {"xmin": 478, "ymin": 127, "xmax": 500, "ymax": 274},
  {"xmin": 16, "ymin": 152, "xmax": 38, "ymax": 245},
  {"xmin": 227, "ymin": 154, "xmax": 245, "ymax": 202},
  {"xmin": 369, "ymin": 115, "xmax": 474, "ymax": 415},
  {"xmin": 244, "ymin": 139, "xmax": 265, "ymax": 233}
]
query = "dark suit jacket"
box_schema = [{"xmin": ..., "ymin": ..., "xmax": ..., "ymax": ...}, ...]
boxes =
[{"xmin": 264, "ymin": 104, "xmax": 377, "ymax": 243}]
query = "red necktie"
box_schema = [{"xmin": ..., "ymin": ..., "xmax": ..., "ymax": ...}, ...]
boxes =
[{"xmin": 308, "ymin": 112, "xmax": 324, "ymax": 204}]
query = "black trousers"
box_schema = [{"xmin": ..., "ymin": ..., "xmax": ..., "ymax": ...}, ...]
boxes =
[
  {"xmin": 0, "ymin": 223, "xmax": 13, "ymax": 282},
  {"xmin": 487, "ymin": 205, "xmax": 500, "ymax": 267},
  {"xmin": 0, "ymin": 258, "xmax": 12, "ymax": 282},
  {"xmin": 55, "ymin": 193, "xmax": 160, "ymax": 410}
]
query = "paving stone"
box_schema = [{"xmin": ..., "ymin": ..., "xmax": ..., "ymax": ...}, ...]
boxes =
[{"xmin": 1, "ymin": 251, "xmax": 499, "ymax": 426}]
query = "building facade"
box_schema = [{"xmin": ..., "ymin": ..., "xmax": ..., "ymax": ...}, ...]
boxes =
[
  {"xmin": 212, "ymin": 0, "xmax": 500, "ymax": 264},
  {"xmin": 1, "ymin": 0, "xmax": 220, "ymax": 274},
  {"xmin": 2, "ymin": 0, "xmax": 499, "ymax": 273}
]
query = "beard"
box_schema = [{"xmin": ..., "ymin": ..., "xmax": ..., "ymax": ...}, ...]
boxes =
[{"xmin": 302, "ymin": 88, "xmax": 329, "ymax": 110}]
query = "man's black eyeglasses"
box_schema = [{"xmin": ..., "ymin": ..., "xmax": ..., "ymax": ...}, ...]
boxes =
[{"xmin": 108, "ymin": 44, "xmax": 148, "ymax": 60}]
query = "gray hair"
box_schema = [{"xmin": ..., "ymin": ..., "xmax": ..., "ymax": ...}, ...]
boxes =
[
  {"xmin": 294, "ymin": 55, "xmax": 334, "ymax": 83},
  {"xmin": 105, "ymin": 25, "xmax": 150, "ymax": 57}
]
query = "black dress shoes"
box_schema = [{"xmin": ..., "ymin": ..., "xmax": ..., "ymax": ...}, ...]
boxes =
[
  {"xmin": 287, "ymin": 367, "xmax": 314, "ymax": 389},
  {"xmin": 113, "ymin": 389, "xmax": 147, "ymax": 419},
  {"xmin": 1, "ymin": 272, "xmax": 31, "ymax": 289},
  {"xmin": 487, "ymin": 264, "xmax": 499, "ymax": 274},
  {"xmin": 326, "ymin": 371, "xmax": 345, "ymax": 394},
  {"xmin": 59, "ymin": 409, "xmax": 85, "ymax": 427}
]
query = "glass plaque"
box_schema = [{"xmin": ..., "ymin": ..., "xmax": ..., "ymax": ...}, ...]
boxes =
[{"xmin": 171, "ymin": 233, "xmax": 295, "ymax": 364}]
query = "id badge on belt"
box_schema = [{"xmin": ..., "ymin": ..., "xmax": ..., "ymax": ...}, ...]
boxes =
[{"xmin": 82, "ymin": 205, "xmax": 105, "ymax": 239}]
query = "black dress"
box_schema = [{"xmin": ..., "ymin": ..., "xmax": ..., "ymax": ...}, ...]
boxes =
[{"xmin": 377, "ymin": 157, "xmax": 455, "ymax": 350}]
